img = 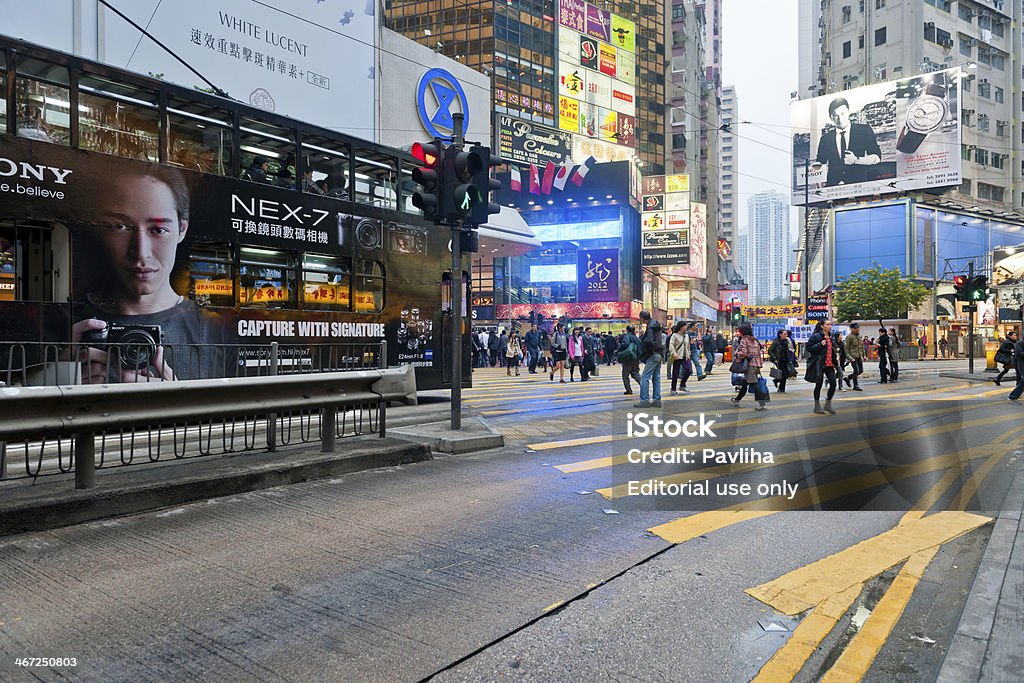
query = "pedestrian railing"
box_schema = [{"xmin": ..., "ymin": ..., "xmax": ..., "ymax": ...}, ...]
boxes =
[
  {"xmin": 0, "ymin": 364, "xmax": 417, "ymax": 489},
  {"xmin": 0, "ymin": 341, "xmax": 386, "ymax": 386}
]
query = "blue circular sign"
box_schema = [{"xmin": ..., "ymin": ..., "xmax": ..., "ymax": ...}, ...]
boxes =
[{"xmin": 416, "ymin": 68, "xmax": 470, "ymax": 141}]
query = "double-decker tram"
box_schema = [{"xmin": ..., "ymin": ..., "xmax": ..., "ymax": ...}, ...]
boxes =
[{"xmin": 0, "ymin": 36, "xmax": 470, "ymax": 389}]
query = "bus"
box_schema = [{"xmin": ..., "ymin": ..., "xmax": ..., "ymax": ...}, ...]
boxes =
[{"xmin": 0, "ymin": 35, "xmax": 471, "ymax": 390}]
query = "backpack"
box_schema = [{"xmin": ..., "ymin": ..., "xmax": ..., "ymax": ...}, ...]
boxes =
[{"xmin": 617, "ymin": 338, "xmax": 639, "ymax": 363}]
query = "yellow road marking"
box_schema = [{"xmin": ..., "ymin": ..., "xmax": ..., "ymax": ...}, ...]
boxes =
[
  {"xmin": 819, "ymin": 547, "xmax": 940, "ymax": 683},
  {"xmin": 647, "ymin": 432, "xmax": 1015, "ymax": 542},
  {"xmin": 649, "ymin": 511, "xmax": 777, "ymax": 544},
  {"xmin": 745, "ymin": 511, "xmax": 990, "ymax": 616},
  {"xmin": 594, "ymin": 410, "xmax": 1012, "ymax": 499},
  {"xmin": 751, "ymin": 583, "xmax": 864, "ymax": 683},
  {"xmin": 542, "ymin": 600, "xmax": 565, "ymax": 613},
  {"xmin": 746, "ymin": 426, "xmax": 1020, "ymax": 681}
]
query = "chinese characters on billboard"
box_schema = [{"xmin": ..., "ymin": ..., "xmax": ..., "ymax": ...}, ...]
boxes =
[
  {"xmin": 577, "ymin": 249, "xmax": 619, "ymax": 302},
  {"xmin": 557, "ymin": 0, "xmax": 635, "ymax": 158}
]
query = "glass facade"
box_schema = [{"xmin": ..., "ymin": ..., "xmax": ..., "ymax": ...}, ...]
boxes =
[
  {"xmin": 833, "ymin": 203, "xmax": 909, "ymax": 280},
  {"xmin": 512, "ymin": 204, "xmax": 639, "ymax": 304},
  {"xmin": 832, "ymin": 201, "xmax": 1024, "ymax": 283}
]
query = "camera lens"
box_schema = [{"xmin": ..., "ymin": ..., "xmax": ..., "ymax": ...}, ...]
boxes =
[{"xmin": 117, "ymin": 329, "xmax": 158, "ymax": 369}]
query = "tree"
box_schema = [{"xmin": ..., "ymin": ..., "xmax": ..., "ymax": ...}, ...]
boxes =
[{"xmin": 832, "ymin": 265, "xmax": 929, "ymax": 327}]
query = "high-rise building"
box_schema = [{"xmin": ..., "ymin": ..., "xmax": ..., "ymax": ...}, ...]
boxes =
[
  {"xmin": 385, "ymin": 0, "xmax": 667, "ymax": 173},
  {"xmin": 719, "ymin": 85, "xmax": 739, "ymax": 272},
  {"xmin": 735, "ymin": 229, "xmax": 748, "ymax": 280},
  {"xmin": 799, "ymin": 0, "xmax": 1022, "ymax": 212},
  {"xmin": 665, "ymin": 1, "xmax": 720, "ymax": 301},
  {"xmin": 747, "ymin": 191, "xmax": 790, "ymax": 304}
]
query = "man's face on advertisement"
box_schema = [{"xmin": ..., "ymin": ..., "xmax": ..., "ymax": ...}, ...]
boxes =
[
  {"xmin": 96, "ymin": 174, "xmax": 188, "ymax": 300},
  {"xmin": 830, "ymin": 105, "xmax": 851, "ymax": 131}
]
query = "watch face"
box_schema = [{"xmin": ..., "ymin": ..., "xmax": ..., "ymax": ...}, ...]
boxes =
[{"xmin": 905, "ymin": 95, "xmax": 947, "ymax": 134}]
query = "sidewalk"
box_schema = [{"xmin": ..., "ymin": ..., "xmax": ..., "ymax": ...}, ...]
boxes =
[
  {"xmin": 937, "ymin": 466, "xmax": 1024, "ymax": 682},
  {"xmin": 0, "ymin": 399, "xmax": 460, "ymax": 537}
]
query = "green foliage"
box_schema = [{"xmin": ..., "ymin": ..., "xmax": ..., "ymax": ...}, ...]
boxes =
[{"xmin": 832, "ymin": 265, "xmax": 929, "ymax": 325}]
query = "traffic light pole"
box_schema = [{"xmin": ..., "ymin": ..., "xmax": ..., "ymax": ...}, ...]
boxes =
[
  {"xmin": 451, "ymin": 219, "xmax": 463, "ymax": 430},
  {"xmin": 450, "ymin": 113, "xmax": 465, "ymax": 431},
  {"xmin": 968, "ymin": 260, "xmax": 974, "ymax": 374}
]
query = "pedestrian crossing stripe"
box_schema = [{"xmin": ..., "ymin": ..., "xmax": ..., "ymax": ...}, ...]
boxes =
[
  {"xmin": 553, "ymin": 399, "xmax": 990, "ymax": 476},
  {"xmin": 595, "ymin": 409, "xmax": 1013, "ymax": 499}
]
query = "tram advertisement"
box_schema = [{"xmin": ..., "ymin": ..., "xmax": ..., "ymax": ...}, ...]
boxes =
[{"xmin": 0, "ymin": 135, "xmax": 452, "ymax": 385}]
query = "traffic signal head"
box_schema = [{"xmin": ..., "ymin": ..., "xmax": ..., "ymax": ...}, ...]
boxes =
[
  {"xmin": 953, "ymin": 275, "xmax": 968, "ymax": 301},
  {"xmin": 469, "ymin": 146, "xmax": 504, "ymax": 227},
  {"xmin": 411, "ymin": 140, "xmax": 446, "ymax": 224},
  {"xmin": 447, "ymin": 146, "xmax": 484, "ymax": 221},
  {"xmin": 730, "ymin": 305, "xmax": 742, "ymax": 324},
  {"xmin": 968, "ymin": 275, "xmax": 989, "ymax": 301}
]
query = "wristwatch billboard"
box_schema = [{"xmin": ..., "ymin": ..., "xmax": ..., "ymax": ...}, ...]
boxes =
[{"xmin": 896, "ymin": 80, "xmax": 949, "ymax": 154}]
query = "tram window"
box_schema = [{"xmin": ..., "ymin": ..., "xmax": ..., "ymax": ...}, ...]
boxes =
[
  {"xmin": 0, "ymin": 52, "xmax": 7, "ymax": 134},
  {"xmin": 14, "ymin": 58, "xmax": 70, "ymax": 145},
  {"xmin": 353, "ymin": 149, "xmax": 398, "ymax": 210},
  {"xmin": 78, "ymin": 75, "xmax": 160, "ymax": 162},
  {"xmin": 189, "ymin": 242, "xmax": 235, "ymax": 307},
  {"xmin": 301, "ymin": 134, "xmax": 350, "ymax": 199},
  {"xmin": 168, "ymin": 96, "xmax": 234, "ymax": 176},
  {"xmin": 239, "ymin": 116, "xmax": 296, "ymax": 188},
  {"xmin": 0, "ymin": 226, "xmax": 15, "ymax": 302},
  {"xmin": 239, "ymin": 247, "xmax": 297, "ymax": 309},
  {"xmin": 353, "ymin": 260, "xmax": 385, "ymax": 313},
  {"xmin": 302, "ymin": 254, "xmax": 351, "ymax": 310}
]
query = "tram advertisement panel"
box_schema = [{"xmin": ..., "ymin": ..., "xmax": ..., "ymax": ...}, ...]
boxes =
[{"xmin": 0, "ymin": 135, "xmax": 450, "ymax": 384}]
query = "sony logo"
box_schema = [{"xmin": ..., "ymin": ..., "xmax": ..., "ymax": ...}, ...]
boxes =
[{"xmin": 0, "ymin": 158, "xmax": 73, "ymax": 184}]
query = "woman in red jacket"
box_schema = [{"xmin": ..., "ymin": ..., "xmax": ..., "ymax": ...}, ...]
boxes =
[{"xmin": 730, "ymin": 324, "xmax": 768, "ymax": 411}]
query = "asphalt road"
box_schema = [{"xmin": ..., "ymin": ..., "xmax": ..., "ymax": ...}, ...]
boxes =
[{"xmin": 0, "ymin": 360, "xmax": 1019, "ymax": 682}]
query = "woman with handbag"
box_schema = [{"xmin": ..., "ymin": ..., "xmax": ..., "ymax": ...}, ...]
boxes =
[
  {"xmin": 568, "ymin": 327, "xmax": 588, "ymax": 382},
  {"xmin": 993, "ymin": 332, "xmax": 1018, "ymax": 386},
  {"xmin": 806, "ymin": 320, "xmax": 840, "ymax": 415},
  {"xmin": 505, "ymin": 331, "xmax": 523, "ymax": 376},
  {"xmin": 668, "ymin": 322, "xmax": 691, "ymax": 395},
  {"xmin": 549, "ymin": 323, "xmax": 568, "ymax": 383},
  {"xmin": 730, "ymin": 324, "xmax": 768, "ymax": 411},
  {"xmin": 768, "ymin": 329, "xmax": 795, "ymax": 394}
]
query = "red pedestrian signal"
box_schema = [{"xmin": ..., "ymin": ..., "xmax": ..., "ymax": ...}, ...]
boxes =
[
  {"xmin": 412, "ymin": 140, "xmax": 446, "ymax": 224},
  {"xmin": 953, "ymin": 275, "xmax": 968, "ymax": 301}
]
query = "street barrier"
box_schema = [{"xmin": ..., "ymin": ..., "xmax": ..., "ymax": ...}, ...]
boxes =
[
  {"xmin": 0, "ymin": 364, "xmax": 417, "ymax": 489},
  {"xmin": 0, "ymin": 341, "xmax": 386, "ymax": 387}
]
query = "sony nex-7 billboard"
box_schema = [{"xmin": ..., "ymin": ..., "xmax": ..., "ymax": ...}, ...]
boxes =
[{"xmin": 792, "ymin": 67, "xmax": 963, "ymax": 206}]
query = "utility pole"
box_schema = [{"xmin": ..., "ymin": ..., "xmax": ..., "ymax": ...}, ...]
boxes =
[
  {"xmin": 450, "ymin": 113, "xmax": 465, "ymax": 430},
  {"xmin": 967, "ymin": 260, "xmax": 975, "ymax": 374},
  {"xmin": 803, "ymin": 157, "xmax": 810, "ymax": 310}
]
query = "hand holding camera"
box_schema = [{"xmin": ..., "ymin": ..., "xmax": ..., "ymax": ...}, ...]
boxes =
[{"xmin": 73, "ymin": 318, "xmax": 176, "ymax": 383}]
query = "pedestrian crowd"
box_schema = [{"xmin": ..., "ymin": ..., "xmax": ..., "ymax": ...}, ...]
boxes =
[{"xmin": 470, "ymin": 314, "xmax": 1024, "ymax": 411}]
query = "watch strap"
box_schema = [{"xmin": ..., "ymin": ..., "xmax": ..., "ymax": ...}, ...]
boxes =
[{"xmin": 897, "ymin": 127, "xmax": 926, "ymax": 154}]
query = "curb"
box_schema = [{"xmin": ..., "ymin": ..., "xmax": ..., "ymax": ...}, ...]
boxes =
[
  {"xmin": 936, "ymin": 464, "xmax": 1024, "ymax": 682},
  {"xmin": 0, "ymin": 439, "xmax": 431, "ymax": 536},
  {"xmin": 390, "ymin": 417, "xmax": 504, "ymax": 454}
]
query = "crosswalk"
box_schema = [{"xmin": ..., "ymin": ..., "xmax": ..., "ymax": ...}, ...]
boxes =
[{"xmin": 466, "ymin": 364, "xmax": 1022, "ymax": 681}]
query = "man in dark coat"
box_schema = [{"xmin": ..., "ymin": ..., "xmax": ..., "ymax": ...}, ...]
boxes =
[
  {"xmin": 702, "ymin": 328, "xmax": 716, "ymax": 375},
  {"xmin": 524, "ymin": 324, "xmax": 541, "ymax": 374},
  {"xmin": 876, "ymin": 328, "xmax": 890, "ymax": 383},
  {"xmin": 816, "ymin": 97, "xmax": 882, "ymax": 187},
  {"xmin": 487, "ymin": 329, "xmax": 500, "ymax": 367}
]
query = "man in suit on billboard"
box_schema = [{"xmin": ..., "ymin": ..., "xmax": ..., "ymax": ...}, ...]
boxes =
[{"xmin": 816, "ymin": 97, "xmax": 881, "ymax": 187}]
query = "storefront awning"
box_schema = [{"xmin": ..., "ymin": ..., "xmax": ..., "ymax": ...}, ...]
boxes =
[{"xmin": 477, "ymin": 206, "xmax": 541, "ymax": 257}]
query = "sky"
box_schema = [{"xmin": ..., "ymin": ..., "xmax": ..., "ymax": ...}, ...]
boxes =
[{"xmin": 721, "ymin": 0, "xmax": 800, "ymax": 241}]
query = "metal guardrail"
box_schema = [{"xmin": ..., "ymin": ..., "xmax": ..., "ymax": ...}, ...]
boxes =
[
  {"xmin": 1, "ymin": 341, "xmax": 387, "ymax": 386},
  {"xmin": 0, "ymin": 364, "xmax": 417, "ymax": 489}
]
